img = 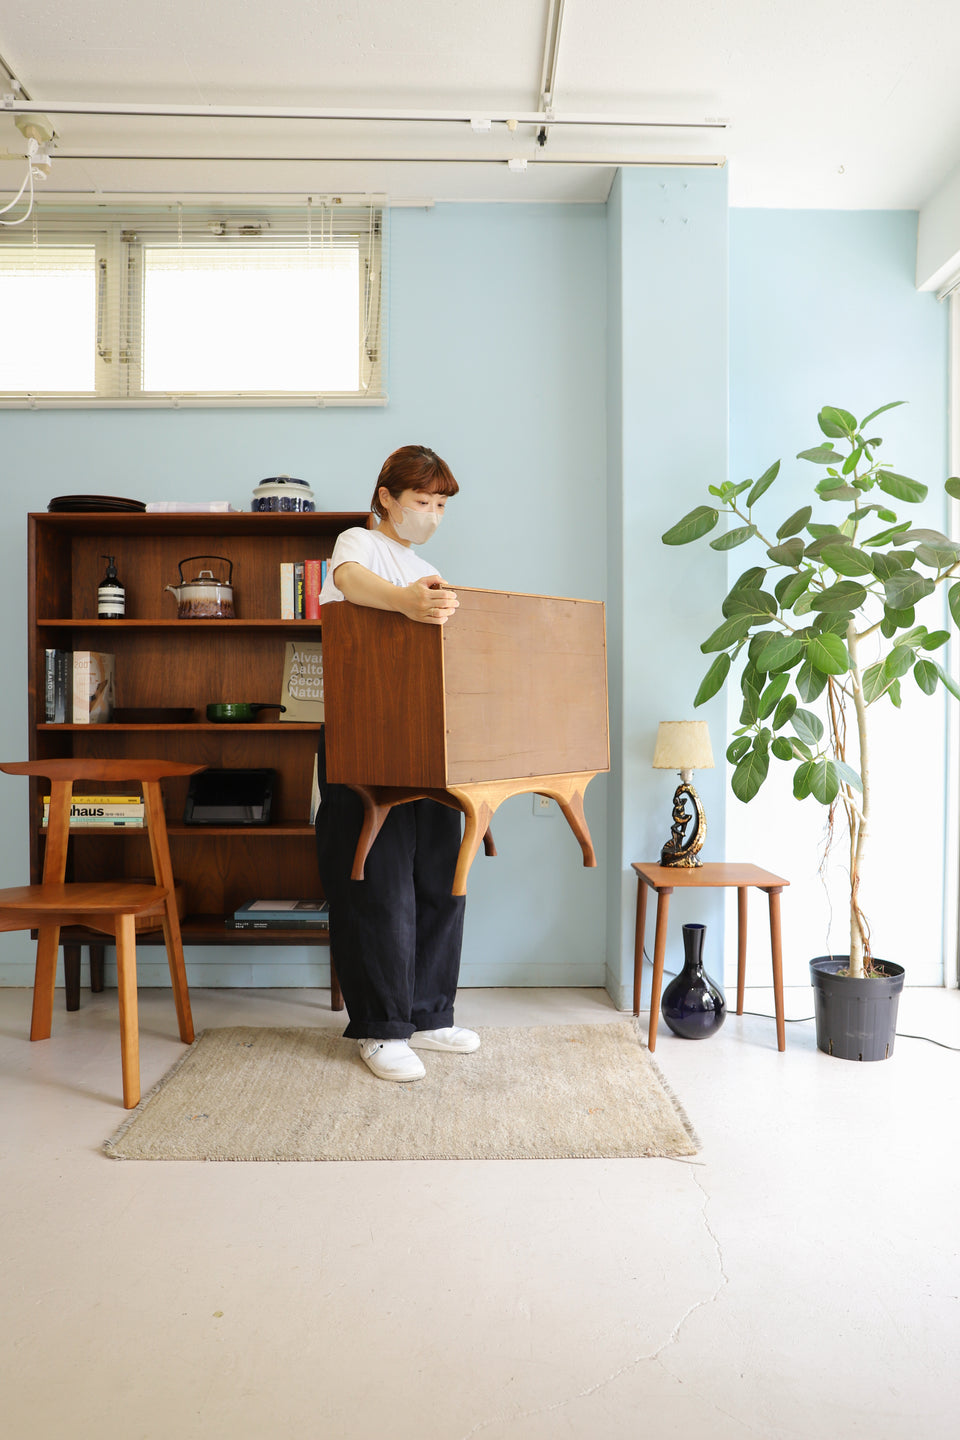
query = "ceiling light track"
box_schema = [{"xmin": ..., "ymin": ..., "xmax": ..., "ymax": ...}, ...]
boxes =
[{"xmin": 3, "ymin": 98, "xmax": 725, "ymax": 130}]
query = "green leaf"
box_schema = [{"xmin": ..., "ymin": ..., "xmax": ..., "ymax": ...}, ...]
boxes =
[
  {"xmin": 772, "ymin": 693, "xmax": 797, "ymax": 730},
  {"xmin": 777, "ymin": 506, "xmax": 813, "ymax": 539},
  {"xmin": 709, "ymin": 524, "xmax": 758, "ymax": 552},
  {"xmin": 915, "ymin": 542, "xmax": 960, "ymax": 569},
  {"xmin": 933, "ymin": 662, "xmax": 960, "ymax": 702},
  {"xmin": 731, "ymin": 746, "xmax": 770, "ymax": 802},
  {"xmin": 862, "ymin": 521, "xmax": 913, "ymax": 547},
  {"xmin": 726, "ymin": 736, "xmax": 751, "ymax": 764},
  {"xmin": 795, "ymin": 660, "xmax": 827, "ymax": 702},
  {"xmin": 798, "ymin": 446, "xmax": 843, "ymax": 465},
  {"xmin": 722, "ymin": 589, "xmax": 778, "ymax": 622},
  {"xmin": 809, "ymin": 580, "xmax": 868, "ymax": 613},
  {"xmin": 693, "ymin": 652, "xmax": 731, "ymax": 706},
  {"xmin": 746, "ymin": 461, "xmax": 781, "ymax": 508},
  {"xmin": 771, "ymin": 736, "xmax": 794, "ymax": 761},
  {"xmin": 701, "ymin": 615, "xmax": 754, "ymax": 653},
  {"xmin": 791, "ymin": 708, "xmax": 824, "ymax": 746},
  {"xmin": 914, "ymin": 658, "xmax": 939, "ymax": 695},
  {"xmin": 884, "ymin": 645, "xmax": 916, "ymax": 681},
  {"xmin": 662, "ymin": 506, "xmax": 719, "ymax": 545},
  {"xmin": 850, "ymin": 503, "xmax": 897, "ymax": 523},
  {"xmin": 888, "ymin": 679, "xmax": 903, "ymax": 708},
  {"xmin": 945, "ymin": 477, "xmax": 960, "ymax": 500},
  {"xmin": 793, "ymin": 761, "xmax": 815, "ymax": 799},
  {"xmin": 728, "ymin": 479, "xmax": 754, "ymax": 498},
  {"xmin": 949, "ymin": 583, "xmax": 960, "ymax": 631},
  {"xmin": 815, "ymin": 481, "xmax": 860, "ymax": 501},
  {"xmin": 834, "ymin": 760, "xmax": 863, "ymax": 792},
  {"xmin": 792, "ymin": 591, "xmax": 819, "ymax": 616},
  {"xmin": 775, "ymin": 569, "xmax": 814, "ymax": 609},
  {"xmin": 882, "ymin": 604, "xmax": 916, "ymax": 634},
  {"xmin": 808, "ymin": 759, "xmax": 841, "ymax": 805},
  {"xmin": 754, "ymin": 633, "xmax": 803, "ymax": 673},
  {"xmin": 726, "ymin": 565, "xmax": 769, "ymax": 597},
  {"xmin": 862, "ymin": 662, "xmax": 893, "ymax": 704},
  {"xmin": 814, "ymin": 612, "xmax": 854, "ymax": 637},
  {"xmin": 858, "ymin": 401, "xmax": 904, "ymax": 429},
  {"xmin": 739, "ymin": 663, "xmax": 763, "ymax": 725},
  {"xmin": 882, "ymin": 571, "xmax": 935, "ymax": 610},
  {"xmin": 871, "ymin": 551, "xmax": 912, "ymax": 580},
  {"xmin": 807, "ymin": 523, "xmax": 842, "ymax": 540},
  {"xmin": 891, "ymin": 625, "xmax": 929, "ymax": 649},
  {"xmin": 766, "ymin": 538, "xmax": 805, "ymax": 567},
  {"xmin": 921, "ymin": 630, "xmax": 951, "ymax": 651},
  {"xmin": 841, "ymin": 447, "xmax": 863, "ymax": 475},
  {"xmin": 806, "ymin": 631, "xmax": 850, "ymax": 675},
  {"xmin": 819, "ymin": 544, "xmax": 875, "ymax": 577},
  {"xmin": 891, "ymin": 527, "xmax": 955, "ymax": 546},
  {"xmin": 758, "ymin": 672, "xmax": 790, "ymax": 719},
  {"xmin": 818, "ymin": 405, "xmax": 858, "ymax": 437},
  {"xmin": 877, "ymin": 471, "xmax": 928, "ymax": 504}
]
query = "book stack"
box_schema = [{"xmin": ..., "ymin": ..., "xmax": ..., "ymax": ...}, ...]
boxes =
[
  {"xmin": 44, "ymin": 650, "xmax": 116, "ymax": 723},
  {"xmin": 279, "ymin": 559, "xmax": 329, "ymax": 619},
  {"xmin": 225, "ymin": 899, "xmax": 329, "ymax": 930},
  {"xmin": 42, "ymin": 793, "xmax": 144, "ymax": 828}
]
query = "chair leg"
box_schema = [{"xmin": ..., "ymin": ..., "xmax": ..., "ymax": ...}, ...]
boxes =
[
  {"xmin": 89, "ymin": 944, "xmax": 105, "ymax": 993},
  {"xmin": 30, "ymin": 924, "xmax": 60, "ymax": 1041},
  {"xmin": 161, "ymin": 906, "xmax": 194, "ymax": 1045},
  {"xmin": 115, "ymin": 913, "xmax": 141, "ymax": 1109},
  {"xmin": 63, "ymin": 943, "xmax": 81, "ymax": 1011}
]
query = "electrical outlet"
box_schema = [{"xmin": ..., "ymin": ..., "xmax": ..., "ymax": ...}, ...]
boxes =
[{"xmin": 532, "ymin": 794, "xmax": 553, "ymax": 816}]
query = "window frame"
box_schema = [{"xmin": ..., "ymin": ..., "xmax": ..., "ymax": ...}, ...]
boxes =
[{"xmin": 0, "ymin": 204, "xmax": 386, "ymax": 408}]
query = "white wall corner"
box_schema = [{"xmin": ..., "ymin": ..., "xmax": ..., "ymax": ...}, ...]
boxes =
[{"xmin": 917, "ymin": 161, "xmax": 960, "ymax": 292}]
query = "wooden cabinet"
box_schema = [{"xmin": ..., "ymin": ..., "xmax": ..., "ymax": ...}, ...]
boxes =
[{"xmin": 27, "ymin": 510, "xmax": 370, "ymax": 950}]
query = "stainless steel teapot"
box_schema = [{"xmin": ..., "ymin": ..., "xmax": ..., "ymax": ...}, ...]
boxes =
[{"xmin": 164, "ymin": 556, "xmax": 235, "ymax": 619}]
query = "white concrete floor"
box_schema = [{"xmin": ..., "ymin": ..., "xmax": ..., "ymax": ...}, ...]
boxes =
[{"xmin": 2, "ymin": 982, "xmax": 960, "ymax": 1440}]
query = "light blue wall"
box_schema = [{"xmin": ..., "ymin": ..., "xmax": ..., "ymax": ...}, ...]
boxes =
[
  {"xmin": 0, "ymin": 202, "xmax": 611, "ymax": 990},
  {"xmin": 727, "ymin": 210, "xmax": 949, "ymax": 986},
  {"xmin": 605, "ymin": 168, "xmax": 730, "ymax": 1008}
]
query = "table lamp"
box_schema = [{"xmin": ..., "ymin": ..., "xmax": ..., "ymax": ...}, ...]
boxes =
[{"xmin": 652, "ymin": 720, "xmax": 715, "ymax": 868}]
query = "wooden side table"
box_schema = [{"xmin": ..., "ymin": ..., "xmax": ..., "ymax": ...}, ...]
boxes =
[{"xmin": 631, "ymin": 862, "xmax": 789, "ymax": 1052}]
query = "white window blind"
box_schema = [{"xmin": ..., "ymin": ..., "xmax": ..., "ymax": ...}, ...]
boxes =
[{"xmin": 0, "ymin": 202, "xmax": 386, "ymax": 405}]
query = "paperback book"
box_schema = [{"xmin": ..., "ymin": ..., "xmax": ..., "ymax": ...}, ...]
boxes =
[
  {"xmin": 72, "ymin": 651, "xmax": 115, "ymax": 723},
  {"xmin": 279, "ymin": 640, "xmax": 324, "ymax": 721}
]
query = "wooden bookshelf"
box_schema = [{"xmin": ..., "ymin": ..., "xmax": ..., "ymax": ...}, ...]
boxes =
[{"xmin": 26, "ymin": 509, "xmax": 370, "ymax": 946}]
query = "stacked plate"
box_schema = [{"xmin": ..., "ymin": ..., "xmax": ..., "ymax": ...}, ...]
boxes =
[{"xmin": 48, "ymin": 494, "xmax": 146, "ymax": 513}]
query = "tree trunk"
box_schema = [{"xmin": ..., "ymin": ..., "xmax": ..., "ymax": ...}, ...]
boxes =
[{"xmin": 845, "ymin": 621, "xmax": 870, "ymax": 978}]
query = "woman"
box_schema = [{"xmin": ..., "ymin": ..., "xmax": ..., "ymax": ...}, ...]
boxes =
[{"xmin": 315, "ymin": 444, "xmax": 480, "ymax": 1082}]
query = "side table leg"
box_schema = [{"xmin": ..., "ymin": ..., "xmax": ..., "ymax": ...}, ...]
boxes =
[
  {"xmin": 767, "ymin": 888, "xmax": 786, "ymax": 1052},
  {"xmin": 737, "ymin": 887, "xmax": 748, "ymax": 1016},
  {"xmin": 633, "ymin": 877, "xmax": 648, "ymax": 1017},
  {"xmin": 64, "ymin": 943, "xmax": 81, "ymax": 1011},
  {"xmin": 89, "ymin": 944, "xmax": 105, "ymax": 993},
  {"xmin": 330, "ymin": 955, "xmax": 343, "ymax": 1012},
  {"xmin": 648, "ymin": 890, "xmax": 672, "ymax": 1052}
]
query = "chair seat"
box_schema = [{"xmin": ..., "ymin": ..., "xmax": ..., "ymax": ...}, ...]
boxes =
[{"xmin": 0, "ymin": 882, "xmax": 168, "ymax": 916}]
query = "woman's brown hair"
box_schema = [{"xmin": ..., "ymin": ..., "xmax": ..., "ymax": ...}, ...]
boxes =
[{"xmin": 370, "ymin": 445, "xmax": 459, "ymax": 520}]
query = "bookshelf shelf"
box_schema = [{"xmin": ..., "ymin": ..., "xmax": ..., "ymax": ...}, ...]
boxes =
[{"xmin": 27, "ymin": 508, "xmax": 369, "ymax": 955}]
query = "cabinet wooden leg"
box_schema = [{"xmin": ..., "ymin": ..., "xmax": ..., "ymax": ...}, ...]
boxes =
[
  {"xmin": 737, "ymin": 887, "xmax": 748, "ymax": 1016},
  {"xmin": 89, "ymin": 944, "xmax": 105, "ymax": 992},
  {"xmin": 767, "ymin": 888, "xmax": 786, "ymax": 1052},
  {"xmin": 330, "ymin": 955, "xmax": 343, "ymax": 1011},
  {"xmin": 63, "ymin": 943, "xmax": 81, "ymax": 1011}
]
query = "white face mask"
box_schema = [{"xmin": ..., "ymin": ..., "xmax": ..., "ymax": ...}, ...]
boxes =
[{"xmin": 391, "ymin": 505, "xmax": 442, "ymax": 545}]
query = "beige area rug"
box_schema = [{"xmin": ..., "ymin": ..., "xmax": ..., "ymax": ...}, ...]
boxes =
[{"xmin": 104, "ymin": 1022, "xmax": 699, "ymax": 1162}]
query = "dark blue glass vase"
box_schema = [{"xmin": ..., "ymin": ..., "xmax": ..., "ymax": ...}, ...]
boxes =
[{"xmin": 660, "ymin": 922, "xmax": 726, "ymax": 1040}]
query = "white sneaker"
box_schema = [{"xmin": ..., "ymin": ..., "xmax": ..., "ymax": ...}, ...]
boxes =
[
  {"xmin": 357, "ymin": 1038, "xmax": 426, "ymax": 1082},
  {"xmin": 409, "ymin": 1026, "xmax": 481, "ymax": 1053}
]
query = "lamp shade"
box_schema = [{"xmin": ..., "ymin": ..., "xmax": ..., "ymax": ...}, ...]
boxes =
[{"xmin": 652, "ymin": 721, "xmax": 715, "ymax": 771}]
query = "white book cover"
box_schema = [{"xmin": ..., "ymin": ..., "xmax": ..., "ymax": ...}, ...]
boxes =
[{"xmin": 72, "ymin": 651, "xmax": 115, "ymax": 724}]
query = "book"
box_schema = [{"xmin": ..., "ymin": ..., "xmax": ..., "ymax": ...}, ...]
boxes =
[
  {"xmin": 304, "ymin": 559, "xmax": 322, "ymax": 620},
  {"xmin": 279, "ymin": 639, "xmax": 324, "ymax": 722},
  {"xmin": 224, "ymin": 916, "xmax": 328, "ymax": 929},
  {"xmin": 294, "ymin": 561, "xmax": 305, "ymax": 619},
  {"xmin": 44, "ymin": 648, "xmax": 71, "ymax": 722},
  {"xmin": 42, "ymin": 818, "xmax": 144, "ymax": 829},
  {"xmin": 72, "ymin": 651, "xmax": 115, "ymax": 723},
  {"xmin": 279, "ymin": 561, "xmax": 295, "ymax": 619},
  {"xmin": 234, "ymin": 899, "xmax": 329, "ymax": 920},
  {"xmin": 43, "ymin": 802, "xmax": 144, "ymax": 821}
]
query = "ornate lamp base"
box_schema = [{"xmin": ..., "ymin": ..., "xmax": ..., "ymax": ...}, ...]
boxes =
[{"xmin": 659, "ymin": 781, "xmax": 706, "ymax": 868}]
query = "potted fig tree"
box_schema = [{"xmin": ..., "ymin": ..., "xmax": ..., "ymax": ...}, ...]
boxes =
[{"xmin": 662, "ymin": 402, "xmax": 959, "ymax": 1060}]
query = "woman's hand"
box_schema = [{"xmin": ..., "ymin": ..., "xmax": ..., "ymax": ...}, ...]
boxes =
[{"xmin": 400, "ymin": 575, "xmax": 459, "ymax": 624}]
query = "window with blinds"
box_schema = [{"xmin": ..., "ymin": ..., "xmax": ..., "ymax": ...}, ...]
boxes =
[{"xmin": 0, "ymin": 202, "xmax": 386, "ymax": 405}]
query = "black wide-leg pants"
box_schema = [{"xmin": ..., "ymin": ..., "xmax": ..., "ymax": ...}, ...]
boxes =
[{"xmin": 315, "ymin": 732, "xmax": 466, "ymax": 1040}]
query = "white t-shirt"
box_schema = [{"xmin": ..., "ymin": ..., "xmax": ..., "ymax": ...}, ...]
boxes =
[{"xmin": 319, "ymin": 525, "xmax": 440, "ymax": 604}]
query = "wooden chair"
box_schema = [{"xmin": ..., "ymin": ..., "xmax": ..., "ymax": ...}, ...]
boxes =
[{"xmin": 0, "ymin": 759, "xmax": 204, "ymax": 1108}]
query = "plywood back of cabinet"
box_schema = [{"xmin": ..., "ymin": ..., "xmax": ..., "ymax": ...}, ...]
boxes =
[
  {"xmin": 443, "ymin": 588, "xmax": 608, "ymax": 784},
  {"xmin": 323, "ymin": 588, "xmax": 608, "ymax": 788}
]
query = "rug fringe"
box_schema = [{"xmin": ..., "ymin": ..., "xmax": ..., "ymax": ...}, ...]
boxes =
[{"xmin": 631, "ymin": 1016, "xmax": 702, "ymax": 1151}]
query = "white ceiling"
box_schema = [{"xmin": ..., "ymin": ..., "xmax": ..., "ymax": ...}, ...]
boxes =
[{"xmin": 2, "ymin": 0, "xmax": 960, "ymax": 208}]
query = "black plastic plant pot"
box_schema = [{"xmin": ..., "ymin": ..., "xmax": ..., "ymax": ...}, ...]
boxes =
[{"xmin": 809, "ymin": 956, "xmax": 905, "ymax": 1062}]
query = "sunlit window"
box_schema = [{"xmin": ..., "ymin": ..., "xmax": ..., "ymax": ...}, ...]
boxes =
[{"xmin": 0, "ymin": 245, "xmax": 96, "ymax": 392}]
